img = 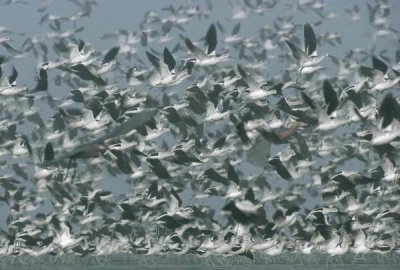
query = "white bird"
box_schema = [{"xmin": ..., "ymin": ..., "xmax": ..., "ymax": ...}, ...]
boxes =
[
  {"xmin": 147, "ymin": 48, "xmax": 190, "ymax": 87},
  {"xmin": 184, "ymin": 24, "xmax": 229, "ymax": 66},
  {"xmin": 237, "ymin": 65, "xmax": 276, "ymax": 101},
  {"xmin": 285, "ymin": 23, "xmax": 328, "ymax": 73}
]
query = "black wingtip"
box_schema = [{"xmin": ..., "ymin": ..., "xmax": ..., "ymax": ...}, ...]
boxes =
[
  {"xmin": 163, "ymin": 47, "xmax": 176, "ymax": 72},
  {"xmin": 102, "ymin": 46, "xmax": 119, "ymax": 65},
  {"xmin": 44, "ymin": 142, "xmax": 54, "ymax": 164},
  {"xmin": 304, "ymin": 23, "xmax": 317, "ymax": 56},
  {"xmin": 301, "ymin": 92, "xmax": 316, "ymax": 110},
  {"xmin": 323, "ymin": 80, "xmax": 339, "ymax": 115},
  {"xmin": 205, "ymin": 23, "xmax": 217, "ymax": 55},
  {"xmin": 372, "ymin": 55, "xmax": 388, "ymax": 75}
]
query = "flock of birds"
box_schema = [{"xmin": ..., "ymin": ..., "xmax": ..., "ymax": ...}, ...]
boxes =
[{"xmin": 0, "ymin": 0, "xmax": 399, "ymax": 259}]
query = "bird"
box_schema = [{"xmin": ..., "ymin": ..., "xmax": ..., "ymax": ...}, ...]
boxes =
[
  {"xmin": 285, "ymin": 23, "xmax": 327, "ymax": 73},
  {"xmin": 146, "ymin": 47, "xmax": 190, "ymax": 87},
  {"xmin": 323, "ymin": 79, "xmax": 339, "ymax": 116},
  {"xmin": 268, "ymin": 156, "xmax": 294, "ymax": 181},
  {"xmin": 378, "ymin": 93, "xmax": 400, "ymax": 129},
  {"xmin": 236, "ymin": 64, "xmax": 276, "ymax": 100},
  {"xmin": 69, "ymin": 63, "xmax": 107, "ymax": 86},
  {"xmin": 223, "ymin": 200, "xmax": 268, "ymax": 226},
  {"xmin": 184, "ymin": 24, "xmax": 229, "ymax": 66},
  {"xmin": 101, "ymin": 46, "xmax": 119, "ymax": 65}
]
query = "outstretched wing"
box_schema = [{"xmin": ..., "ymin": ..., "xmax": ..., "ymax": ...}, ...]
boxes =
[
  {"xmin": 146, "ymin": 51, "xmax": 160, "ymax": 71},
  {"xmin": 372, "ymin": 55, "xmax": 388, "ymax": 75},
  {"xmin": 102, "ymin": 46, "xmax": 119, "ymax": 65},
  {"xmin": 185, "ymin": 38, "xmax": 207, "ymax": 60},
  {"xmin": 285, "ymin": 40, "xmax": 305, "ymax": 63},
  {"xmin": 205, "ymin": 23, "xmax": 217, "ymax": 55},
  {"xmin": 323, "ymin": 80, "xmax": 339, "ymax": 115},
  {"xmin": 304, "ymin": 23, "xmax": 317, "ymax": 56},
  {"xmin": 163, "ymin": 47, "xmax": 176, "ymax": 72}
]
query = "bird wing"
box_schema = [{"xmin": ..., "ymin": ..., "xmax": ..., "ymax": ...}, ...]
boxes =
[
  {"xmin": 43, "ymin": 142, "xmax": 54, "ymax": 163},
  {"xmin": 323, "ymin": 80, "xmax": 339, "ymax": 115},
  {"xmin": 185, "ymin": 38, "xmax": 208, "ymax": 60},
  {"xmin": 269, "ymin": 156, "xmax": 294, "ymax": 181},
  {"xmin": 8, "ymin": 65, "xmax": 18, "ymax": 85},
  {"xmin": 231, "ymin": 23, "xmax": 241, "ymax": 36},
  {"xmin": 285, "ymin": 40, "xmax": 306, "ymax": 63},
  {"xmin": 102, "ymin": 46, "xmax": 119, "ymax": 65},
  {"xmin": 205, "ymin": 23, "xmax": 217, "ymax": 55},
  {"xmin": 163, "ymin": 47, "xmax": 176, "ymax": 72},
  {"xmin": 146, "ymin": 50, "xmax": 170, "ymax": 78},
  {"xmin": 372, "ymin": 55, "xmax": 388, "ymax": 75},
  {"xmin": 146, "ymin": 51, "xmax": 161, "ymax": 72},
  {"xmin": 304, "ymin": 23, "xmax": 317, "ymax": 56},
  {"xmin": 237, "ymin": 64, "xmax": 259, "ymax": 91},
  {"xmin": 301, "ymin": 92, "xmax": 316, "ymax": 110}
]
